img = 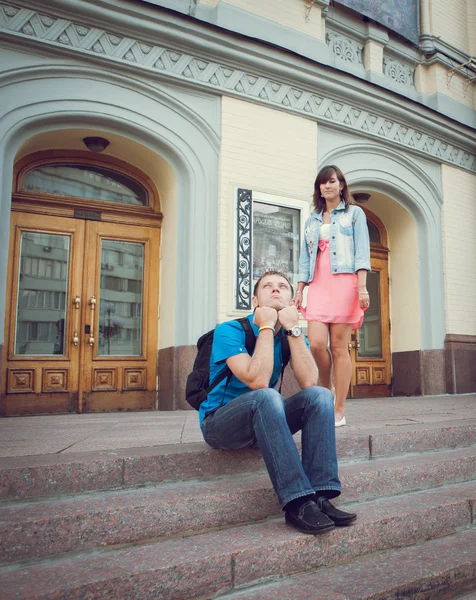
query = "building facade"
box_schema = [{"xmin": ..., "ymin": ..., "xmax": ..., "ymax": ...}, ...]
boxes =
[{"xmin": 0, "ymin": 0, "xmax": 475, "ymax": 415}]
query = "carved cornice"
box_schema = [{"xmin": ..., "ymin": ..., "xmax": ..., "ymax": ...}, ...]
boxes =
[{"xmin": 0, "ymin": 1, "xmax": 475, "ymax": 173}]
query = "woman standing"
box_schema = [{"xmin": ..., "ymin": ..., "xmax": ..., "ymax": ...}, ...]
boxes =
[{"xmin": 295, "ymin": 165, "xmax": 371, "ymax": 427}]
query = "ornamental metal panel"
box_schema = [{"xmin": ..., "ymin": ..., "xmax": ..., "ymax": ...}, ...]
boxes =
[
  {"xmin": 236, "ymin": 188, "xmax": 252, "ymax": 310},
  {"xmin": 335, "ymin": 0, "xmax": 419, "ymax": 44}
]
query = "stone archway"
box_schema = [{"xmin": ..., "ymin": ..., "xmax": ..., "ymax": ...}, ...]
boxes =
[
  {"xmin": 0, "ymin": 67, "xmax": 221, "ymax": 349},
  {"xmin": 319, "ymin": 143, "xmax": 445, "ymax": 352},
  {"xmin": 0, "ymin": 67, "xmax": 221, "ymax": 411}
]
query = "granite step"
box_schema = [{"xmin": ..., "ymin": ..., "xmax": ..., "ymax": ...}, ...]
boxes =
[
  {"xmin": 222, "ymin": 529, "xmax": 476, "ymax": 600},
  {"xmin": 1, "ymin": 421, "xmax": 474, "ymax": 501},
  {"xmin": 1, "ymin": 482, "xmax": 475, "ymax": 600},
  {"xmin": 1, "ymin": 445, "xmax": 475, "ymax": 564}
]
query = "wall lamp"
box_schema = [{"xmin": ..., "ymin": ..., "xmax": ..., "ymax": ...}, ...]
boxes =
[
  {"xmin": 83, "ymin": 136, "xmax": 110, "ymax": 153},
  {"xmin": 353, "ymin": 193, "xmax": 371, "ymax": 203}
]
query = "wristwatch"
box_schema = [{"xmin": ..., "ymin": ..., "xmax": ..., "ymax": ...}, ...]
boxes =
[{"xmin": 285, "ymin": 326, "xmax": 302, "ymax": 337}]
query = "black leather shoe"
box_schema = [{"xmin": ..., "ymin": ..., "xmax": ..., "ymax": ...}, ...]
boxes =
[
  {"xmin": 314, "ymin": 496, "xmax": 357, "ymax": 526},
  {"xmin": 285, "ymin": 500, "xmax": 335, "ymax": 534}
]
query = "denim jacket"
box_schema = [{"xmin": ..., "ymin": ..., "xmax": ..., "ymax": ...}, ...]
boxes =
[{"xmin": 298, "ymin": 202, "xmax": 371, "ymax": 283}]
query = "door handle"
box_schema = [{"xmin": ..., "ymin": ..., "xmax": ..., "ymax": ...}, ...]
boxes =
[
  {"xmin": 72, "ymin": 294, "xmax": 81, "ymax": 347},
  {"xmin": 88, "ymin": 296, "xmax": 96, "ymax": 347}
]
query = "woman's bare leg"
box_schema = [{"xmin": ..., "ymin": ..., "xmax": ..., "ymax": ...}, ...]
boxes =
[
  {"xmin": 329, "ymin": 323, "xmax": 353, "ymax": 421},
  {"xmin": 307, "ymin": 321, "xmax": 332, "ymax": 389}
]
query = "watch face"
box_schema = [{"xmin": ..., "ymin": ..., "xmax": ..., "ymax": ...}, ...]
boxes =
[{"xmin": 288, "ymin": 326, "xmax": 302, "ymax": 337}]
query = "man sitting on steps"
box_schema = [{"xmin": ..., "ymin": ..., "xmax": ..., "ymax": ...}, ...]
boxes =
[{"xmin": 199, "ymin": 270, "xmax": 356, "ymax": 534}]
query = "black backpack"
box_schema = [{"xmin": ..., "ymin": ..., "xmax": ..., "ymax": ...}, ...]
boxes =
[{"xmin": 185, "ymin": 317, "xmax": 291, "ymax": 410}]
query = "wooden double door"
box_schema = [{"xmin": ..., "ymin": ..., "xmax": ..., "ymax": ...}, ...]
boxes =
[{"xmin": 2, "ymin": 212, "xmax": 160, "ymax": 415}]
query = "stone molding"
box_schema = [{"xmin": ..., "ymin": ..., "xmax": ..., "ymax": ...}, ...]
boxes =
[
  {"xmin": 0, "ymin": 1, "xmax": 474, "ymax": 173},
  {"xmin": 445, "ymin": 334, "xmax": 476, "ymax": 349},
  {"xmin": 382, "ymin": 56, "xmax": 414, "ymax": 88},
  {"xmin": 326, "ymin": 30, "xmax": 363, "ymax": 65}
]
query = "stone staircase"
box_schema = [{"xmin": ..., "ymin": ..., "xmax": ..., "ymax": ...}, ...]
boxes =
[{"xmin": 0, "ymin": 421, "xmax": 475, "ymax": 599}]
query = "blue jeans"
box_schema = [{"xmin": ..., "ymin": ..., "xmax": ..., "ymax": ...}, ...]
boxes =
[{"xmin": 201, "ymin": 386, "xmax": 341, "ymax": 508}]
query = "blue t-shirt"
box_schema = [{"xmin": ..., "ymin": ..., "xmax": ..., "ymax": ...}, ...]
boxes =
[{"xmin": 198, "ymin": 314, "xmax": 309, "ymax": 427}]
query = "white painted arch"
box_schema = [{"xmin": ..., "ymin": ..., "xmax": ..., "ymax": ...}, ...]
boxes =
[
  {"xmin": 319, "ymin": 143, "xmax": 446, "ymax": 350},
  {"xmin": 0, "ymin": 65, "xmax": 221, "ymax": 346}
]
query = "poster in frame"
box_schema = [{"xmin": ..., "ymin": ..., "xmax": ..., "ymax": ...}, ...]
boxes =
[{"xmin": 235, "ymin": 189, "xmax": 309, "ymax": 310}]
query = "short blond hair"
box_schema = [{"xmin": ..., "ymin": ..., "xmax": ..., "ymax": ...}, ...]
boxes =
[{"xmin": 253, "ymin": 271, "xmax": 294, "ymax": 296}]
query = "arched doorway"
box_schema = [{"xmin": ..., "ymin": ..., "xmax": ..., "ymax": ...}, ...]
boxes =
[
  {"xmin": 2, "ymin": 150, "xmax": 162, "ymax": 415},
  {"xmin": 349, "ymin": 209, "xmax": 391, "ymax": 398}
]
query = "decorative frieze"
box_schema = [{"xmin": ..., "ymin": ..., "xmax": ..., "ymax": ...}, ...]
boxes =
[
  {"xmin": 0, "ymin": 2, "xmax": 474, "ymax": 173},
  {"xmin": 326, "ymin": 31, "xmax": 363, "ymax": 65},
  {"xmin": 383, "ymin": 56, "xmax": 414, "ymax": 87}
]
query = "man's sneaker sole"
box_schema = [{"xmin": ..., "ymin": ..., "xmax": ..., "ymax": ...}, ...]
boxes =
[
  {"xmin": 331, "ymin": 515, "xmax": 357, "ymax": 526},
  {"xmin": 285, "ymin": 514, "xmax": 336, "ymax": 535}
]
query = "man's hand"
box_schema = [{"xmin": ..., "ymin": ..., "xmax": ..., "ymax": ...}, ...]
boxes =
[
  {"xmin": 254, "ymin": 307, "xmax": 278, "ymax": 329},
  {"xmin": 277, "ymin": 305, "xmax": 300, "ymax": 330}
]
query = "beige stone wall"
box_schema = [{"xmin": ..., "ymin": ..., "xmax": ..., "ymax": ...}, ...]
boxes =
[
  {"xmin": 429, "ymin": 0, "xmax": 470, "ymax": 55},
  {"xmin": 362, "ymin": 194, "xmax": 421, "ymax": 353},
  {"xmin": 221, "ymin": 0, "xmax": 324, "ymax": 39},
  {"xmin": 363, "ymin": 41, "xmax": 384, "ymax": 74},
  {"xmin": 415, "ymin": 63, "xmax": 475, "ymax": 110},
  {"xmin": 468, "ymin": 0, "xmax": 476, "ymax": 56},
  {"xmin": 441, "ymin": 165, "xmax": 476, "ymax": 336},
  {"xmin": 218, "ymin": 97, "xmax": 317, "ymax": 322}
]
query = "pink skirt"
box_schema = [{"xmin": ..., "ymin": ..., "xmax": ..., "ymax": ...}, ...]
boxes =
[{"xmin": 301, "ymin": 239, "xmax": 364, "ymax": 330}]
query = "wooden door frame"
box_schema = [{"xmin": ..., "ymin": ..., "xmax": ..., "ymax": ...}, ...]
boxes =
[{"xmin": 349, "ymin": 208, "xmax": 391, "ymax": 398}]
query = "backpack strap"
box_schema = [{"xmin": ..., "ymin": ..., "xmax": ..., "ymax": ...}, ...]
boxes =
[
  {"xmin": 206, "ymin": 318, "xmax": 255, "ymax": 415},
  {"xmin": 276, "ymin": 334, "xmax": 290, "ymax": 394},
  {"xmin": 237, "ymin": 317, "xmax": 256, "ymax": 356},
  {"xmin": 281, "ymin": 335, "xmax": 290, "ymax": 368}
]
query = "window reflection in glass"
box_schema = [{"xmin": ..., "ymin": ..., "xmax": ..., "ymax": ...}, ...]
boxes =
[
  {"xmin": 253, "ymin": 202, "xmax": 301, "ymax": 285},
  {"xmin": 358, "ymin": 271, "xmax": 382, "ymax": 358},
  {"xmin": 367, "ymin": 222, "xmax": 381, "ymax": 244},
  {"xmin": 23, "ymin": 164, "xmax": 148, "ymax": 206},
  {"xmin": 98, "ymin": 240, "xmax": 144, "ymax": 356},
  {"xmin": 15, "ymin": 232, "xmax": 70, "ymax": 355}
]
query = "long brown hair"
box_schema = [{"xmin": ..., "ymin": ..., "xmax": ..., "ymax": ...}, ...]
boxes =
[{"xmin": 312, "ymin": 165, "xmax": 354, "ymax": 213}]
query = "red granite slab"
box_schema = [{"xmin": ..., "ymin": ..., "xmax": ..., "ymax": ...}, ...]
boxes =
[
  {"xmin": 370, "ymin": 422, "xmax": 476, "ymax": 458},
  {"xmin": 0, "ymin": 422, "xmax": 474, "ymax": 501},
  {"xmin": 231, "ymin": 483, "xmax": 475, "ymax": 586},
  {"xmin": 227, "ymin": 529, "xmax": 476, "ymax": 599},
  {"xmin": 0, "ymin": 482, "xmax": 474, "ymax": 599},
  {"xmin": 0, "ymin": 452, "xmax": 123, "ymax": 500},
  {"xmin": 340, "ymin": 446, "xmax": 476, "ymax": 502},
  {"xmin": 2, "ymin": 447, "xmax": 475, "ymax": 563}
]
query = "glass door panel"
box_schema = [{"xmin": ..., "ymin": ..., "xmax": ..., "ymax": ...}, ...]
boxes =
[
  {"xmin": 358, "ymin": 270, "xmax": 382, "ymax": 359},
  {"xmin": 98, "ymin": 240, "xmax": 144, "ymax": 356},
  {"xmin": 14, "ymin": 232, "xmax": 70, "ymax": 356}
]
